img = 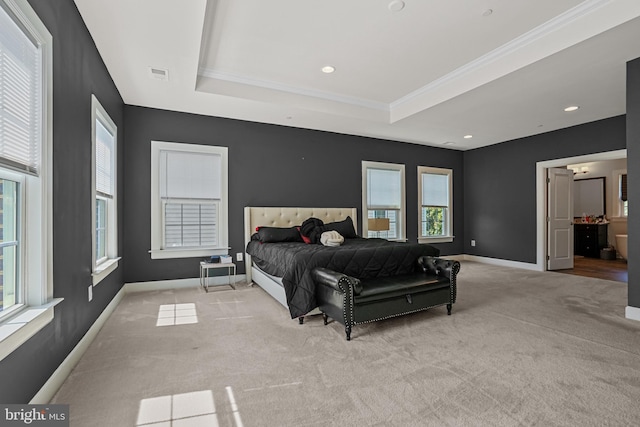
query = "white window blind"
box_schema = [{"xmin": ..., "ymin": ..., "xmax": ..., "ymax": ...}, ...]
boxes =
[
  {"xmin": 159, "ymin": 150, "xmax": 221, "ymax": 200},
  {"xmin": 95, "ymin": 118, "xmax": 113, "ymax": 197},
  {"xmin": 159, "ymin": 149, "xmax": 223, "ymax": 250},
  {"xmin": 164, "ymin": 202, "xmax": 217, "ymax": 248},
  {"xmin": 422, "ymin": 173, "xmax": 449, "ymax": 207},
  {"xmin": 0, "ymin": 3, "xmax": 41, "ymax": 175},
  {"xmin": 367, "ymin": 168, "xmax": 401, "ymax": 208}
]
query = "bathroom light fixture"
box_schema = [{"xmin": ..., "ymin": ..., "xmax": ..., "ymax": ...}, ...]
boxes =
[
  {"xmin": 572, "ymin": 166, "xmax": 588, "ymax": 175},
  {"xmin": 564, "ymin": 105, "xmax": 579, "ymax": 112},
  {"xmin": 321, "ymin": 65, "xmax": 335, "ymax": 74}
]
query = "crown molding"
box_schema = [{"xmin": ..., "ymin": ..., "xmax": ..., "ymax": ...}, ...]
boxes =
[
  {"xmin": 199, "ymin": 68, "xmax": 389, "ymax": 112},
  {"xmin": 390, "ymin": 0, "xmax": 611, "ymax": 111}
]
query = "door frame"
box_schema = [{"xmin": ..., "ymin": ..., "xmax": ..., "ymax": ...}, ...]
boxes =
[{"xmin": 536, "ymin": 149, "xmax": 626, "ymax": 271}]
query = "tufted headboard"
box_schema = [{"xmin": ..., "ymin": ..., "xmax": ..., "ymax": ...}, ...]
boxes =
[{"xmin": 243, "ymin": 207, "xmax": 358, "ymax": 282}]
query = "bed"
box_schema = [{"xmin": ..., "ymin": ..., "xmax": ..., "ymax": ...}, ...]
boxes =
[{"xmin": 244, "ymin": 207, "xmax": 440, "ymax": 319}]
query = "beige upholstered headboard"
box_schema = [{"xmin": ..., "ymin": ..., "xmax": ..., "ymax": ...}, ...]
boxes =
[{"xmin": 243, "ymin": 207, "xmax": 358, "ymax": 282}]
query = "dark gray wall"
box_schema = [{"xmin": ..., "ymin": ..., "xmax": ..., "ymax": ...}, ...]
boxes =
[
  {"xmin": 627, "ymin": 58, "xmax": 640, "ymax": 308},
  {"xmin": 122, "ymin": 106, "xmax": 464, "ymax": 282},
  {"xmin": 463, "ymin": 116, "xmax": 626, "ymax": 264},
  {"xmin": 2, "ymin": 0, "xmax": 636, "ymax": 404},
  {"xmin": 0, "ymin": 0, "xmax": 125, "ymax": 402}
]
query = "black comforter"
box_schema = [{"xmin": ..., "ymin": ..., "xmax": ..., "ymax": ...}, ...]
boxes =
[{"xmin": 246, "ymin": 238, "xmax": 440, "ymax": 318}]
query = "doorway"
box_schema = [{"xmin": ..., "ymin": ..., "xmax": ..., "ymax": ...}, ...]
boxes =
[{"xmin": 536, "ymin": 149, "xmax": 628, "ymax": 282}]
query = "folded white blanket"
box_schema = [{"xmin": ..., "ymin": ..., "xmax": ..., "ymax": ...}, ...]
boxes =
[{"xmin": 320, "ymin": 230, "xmax": 344, "ymax": 247}]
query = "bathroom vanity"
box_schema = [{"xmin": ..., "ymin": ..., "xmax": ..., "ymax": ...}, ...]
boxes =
[{"xmin": 574, "ymin": 223, "xmax": 608, "ymax": 258}]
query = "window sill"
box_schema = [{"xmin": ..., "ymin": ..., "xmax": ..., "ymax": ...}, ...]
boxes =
[
  {"xmin": 149, "ymin": 247, "xmax": 229, "ymax": 260},
  {"xmin": 0, "ymin": 298, "xmax": 63, "ymax": 362},
  {"xmin": 418, "ymin": 236, "xmax": 454, "ymax": 244},
  {"xmin": 92, "ymin": 257, "xmax": 121, "ymax": 286}
]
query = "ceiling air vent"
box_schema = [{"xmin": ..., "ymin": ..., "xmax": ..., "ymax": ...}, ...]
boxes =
[{"xmin": 149, "ymin": 67, "xmax": 169, "ymax": 81}]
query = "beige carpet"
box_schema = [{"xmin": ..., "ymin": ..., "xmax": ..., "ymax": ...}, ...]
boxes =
[{"xmin": 51, "ymin": 262, "xmax": 640, "ymax": 426}]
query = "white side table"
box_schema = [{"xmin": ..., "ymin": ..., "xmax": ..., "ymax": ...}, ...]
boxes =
[{"xmin": 200, "ymin": 261, "xmax": 236, "ymax": 292}]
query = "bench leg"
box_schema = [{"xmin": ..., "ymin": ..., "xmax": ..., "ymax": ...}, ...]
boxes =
[
  {"xmin": 322, "ymin": 313, "xmax": 328, "ymax": 325},
  {"xmin": 298, "ymin": 316, "xmax": 304, "ymax": 325},
  {"xmin": 345, "ymin": 325, "xmax": 351, "ymax": 341},
  {"xmin": 447, "ymin": 304, "xmax": 452, "ymax": 315}
]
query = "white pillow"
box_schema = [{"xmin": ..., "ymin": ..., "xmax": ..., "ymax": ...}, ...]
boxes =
[{"xmin": 320, "ymin": 230, "xmax": 344, "ymax": 247}]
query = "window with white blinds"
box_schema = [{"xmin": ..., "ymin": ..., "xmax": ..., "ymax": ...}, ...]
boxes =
[
  {"xmin": 95, "ymin": 117, "xmax": 114, "ymax": 198},
  {"xmin": 151, "ymin": 141, "xmax": 229, "ymax": 259},
  {"xmin": 91, "ymin": 95, "xmax": 118, "ymax": 284},
  {"xmin": 0, "ymin": 0, "xmax": 57, "ymax": 361},
  {"xmin": 418, "ymin": 166, "xmax": 453, "ymax": 242},
  {"xmin": 362, "ymin": 161, "xmax": 405, "ymax": 240},
  {"xmin": 159, "ymin": 150, "xmax": 221, "ymax": 249},
  {"xmin": 0, "ymin": 2, "xmax": 41, "ymax": 175}
]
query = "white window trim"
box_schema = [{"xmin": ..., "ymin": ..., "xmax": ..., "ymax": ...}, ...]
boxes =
[
  {"xmin": 150, "ymin": 141, "xmax": 229, "ymax": 259},
  {"xmin": 0, "ymin": 0, "xmax": 61, "ymax": 363},
  {"xmin": 361, "ymin": 160, "xmax": 406, "ymax": 241},
  {"xmin": 418, "ymin": 166, "xmax": 454, "ymax": 243},
  {"xmin": 91, "ymin": 95, "xmax": 119, "ymax": 285},
  {"xmin": 611, "ymin": 168, "xmax": 628, "ymax": 219}
]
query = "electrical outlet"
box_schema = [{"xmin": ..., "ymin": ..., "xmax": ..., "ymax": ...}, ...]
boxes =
[
  {"xmin": 471, "ymin": 240, "xmax": 476, "ymax": 247},
  {"xmin": 236, "ymin": 252, "xmax": 243, "ymax": 262},
  {"xmin": 88, "ymin": 285, "xmax": 93, "ymax": 302}
]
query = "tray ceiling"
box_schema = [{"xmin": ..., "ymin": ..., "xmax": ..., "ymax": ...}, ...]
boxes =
[{"xmin": 74, "ymin": 0, "xmax": 640, "ymax": 149}]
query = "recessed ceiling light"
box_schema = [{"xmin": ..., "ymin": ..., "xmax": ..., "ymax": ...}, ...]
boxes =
[
  {"xmin": 388, "ymin": 1, "xmax": 405, "ymax": 12},
  {"xmin": 321, "ymin": 66, "xmax": 335, "ymax": 74},
  {"xmin": 443, "ymin": 141, "xmax": 454, "ymax": 146},
  {"xmin": 464, "ymin": 135, "xmax": 473, "ymax": 139},
  {"xmin": 482, "ymin": 9, "xmax": 493, "ymax": 17},
  {"xmin": 564, "ymin": 105, "xmax": 579, "ymax": 112}
]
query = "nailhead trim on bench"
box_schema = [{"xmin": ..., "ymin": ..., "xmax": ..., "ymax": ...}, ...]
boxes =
[{"xmin": 339, "ymin": 260, "xmax": 459, "ymax": 340}]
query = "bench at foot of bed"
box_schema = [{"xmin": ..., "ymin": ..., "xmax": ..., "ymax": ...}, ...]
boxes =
[{"xmin": 312, "ymin": 256, "xmax": 460, "ymax": 340}]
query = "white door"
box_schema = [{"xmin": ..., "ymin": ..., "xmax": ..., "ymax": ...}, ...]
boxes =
[{"xmin": 548, "ymin": 168, "xmax": 574, "ymax": 270}]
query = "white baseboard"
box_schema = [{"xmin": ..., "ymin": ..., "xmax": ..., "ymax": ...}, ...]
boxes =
[
  {"xmin": 461, "ymin": 254, "xmax": 541, "ymax": 271},
  {"xmin": 439, "ymin": 254, "xmax": 465, "ymax": 261},
  {"xmin": 124, "ymin": 277, "xmax": 201, "ymax": 293},
  {"xmin": 30, "ymin": 287, "xmax": 126, "ymax": 404},
  {"xmin": 125, "ymin": 275, "xmax": 246, "ymax": 293},
  {"xmin": 625, "ymin": 306, "xmax": 640, "ymax": 322},
  {"xmin": 31, "ymin": 274, "xmax": 246, "ymax": 404}
]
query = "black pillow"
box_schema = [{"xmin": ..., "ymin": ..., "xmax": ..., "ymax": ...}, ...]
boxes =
[
  {"xmin": 323, "ymin": 216, "xmax": 357, "ymax": 238},
  {"xmin": 300, "ymin": 217, "xmax": 325, "ymax": 244},
  {"xmin": 256, "ymin": 226, "xmax": 303, "ymax": 243}
]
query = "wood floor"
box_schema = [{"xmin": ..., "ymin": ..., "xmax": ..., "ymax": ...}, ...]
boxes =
[{"xmin": 557, "ymin": 256, "xmax": 628, "ymax": 282}]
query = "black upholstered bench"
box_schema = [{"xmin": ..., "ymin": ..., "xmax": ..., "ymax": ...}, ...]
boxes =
[{"xmin": 312, "ymin": 256, "xmax": 460, "ymax": 340}]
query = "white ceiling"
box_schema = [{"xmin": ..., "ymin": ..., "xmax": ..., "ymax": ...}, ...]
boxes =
[{"xmin": 73, "ymin": 0, "xmax": 640, "ymax": 150}]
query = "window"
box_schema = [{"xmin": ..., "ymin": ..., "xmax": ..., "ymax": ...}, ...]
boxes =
[
  {"xmin": 418, "ymin": 166, "xmax": 453, "ymax": 243},
  {"xmin": 619, "ymin": 172, "xmax": 628, "ymax": 217},
  {"xmin": 0, "ymin": 177, "xmax": 18, "ymax": 314},
  {"xmin": 91, "ymin": 95, "xmax": 118, "ymax": 285},
  {"xmin": 362, "ymin": 161, "xmax": 405, "ymax": 240},
  {"xmin": 150, "ymin": 141, "xmax": 228, "ymax": 259},
  {"xmin": 0, "ymin": 0, "xmax": 58, "ymax": 362}
]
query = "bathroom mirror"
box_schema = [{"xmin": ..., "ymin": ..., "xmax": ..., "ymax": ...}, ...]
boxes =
[{"xmin": 574, "ymin": 177, "xmax": 606, "ymax": 217}]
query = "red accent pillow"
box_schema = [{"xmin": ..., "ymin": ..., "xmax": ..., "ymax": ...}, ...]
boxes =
[{"xmin": 297, "ymin": 226, "xmax": 312, "ymax": 244}]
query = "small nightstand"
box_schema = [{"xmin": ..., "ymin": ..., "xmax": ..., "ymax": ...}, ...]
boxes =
[{"xmin": 199, "ymin": 261, "xmax": 236, "ymax": 292}]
